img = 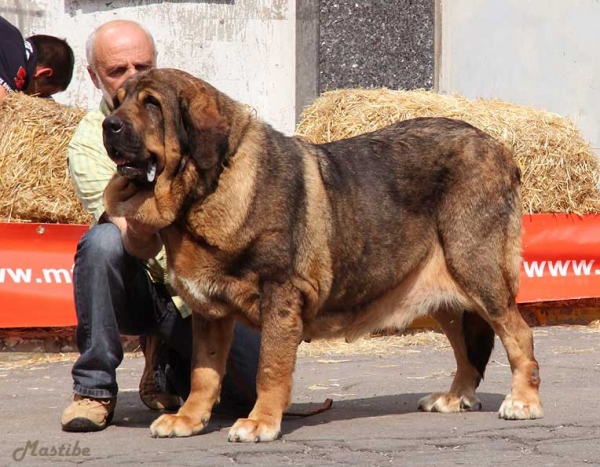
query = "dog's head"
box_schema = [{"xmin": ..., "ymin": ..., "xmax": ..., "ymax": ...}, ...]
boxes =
[{"xmin": 103, "ymin": 68, "xmax": 238, "ymax": 226}]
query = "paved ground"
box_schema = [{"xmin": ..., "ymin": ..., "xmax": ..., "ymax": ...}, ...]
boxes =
[{"xmin": 1, "ymin": 325, "xmax": 599, "ymax": 466}]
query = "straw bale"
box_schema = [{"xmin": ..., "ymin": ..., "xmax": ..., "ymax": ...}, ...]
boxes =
[
  {"xmin": 296, "ymin": 89, "xmax": 600, "ymax": 214},
  {"xmin": 298, "ymin": 330, "xmax": 449, "ymax": 358},
  {"xmin": 0, "ymin": 92, "xmax": 93, "ymax": 224}
]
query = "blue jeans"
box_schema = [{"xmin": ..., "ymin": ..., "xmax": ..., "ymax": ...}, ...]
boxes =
[{"xmin": 71, "ymin": 223, "xmax": 260, "ymax": 412}]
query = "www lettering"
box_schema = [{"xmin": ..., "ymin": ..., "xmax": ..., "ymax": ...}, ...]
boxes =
[
  {"xmin": 0, "ymin": 268, "xmax": 32, "ymax": 283},
  {"xmin": 523, "ymin": 259, "xmax": 596, "ymax": 278},
  {"xmin": 0, "ymin": 268, "xmax": 72, "ymax": 284}
]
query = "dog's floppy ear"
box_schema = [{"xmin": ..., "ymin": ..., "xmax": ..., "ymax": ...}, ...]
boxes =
[{"xmin": 178, "ymin": 86, "xmax": 230, "ymax": 171}]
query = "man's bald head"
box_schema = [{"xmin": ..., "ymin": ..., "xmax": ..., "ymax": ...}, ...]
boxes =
[
  {"xmin": 86, "ymin": 20, "xmax": 157, "ymax": 71},
  {"xmin": 85, "ymin": 20, "xmax": 157, "ymax": 107}
]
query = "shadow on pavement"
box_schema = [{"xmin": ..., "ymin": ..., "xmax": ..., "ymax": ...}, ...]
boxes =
[{"xmin": 107, "ymin": 390, "xmax": 506, "ymax": 437}]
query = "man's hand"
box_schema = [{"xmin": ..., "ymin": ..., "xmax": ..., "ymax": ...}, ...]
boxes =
[
  {"xmin": 103, "ymin": 174, "xmax": 163, "ymax": 259},
  {"xmin": 103, "ymin": 174, "xmax": 139, "ymax": 217},
  {"xmin": 125, "ymin": 217, "xmax": 163, "ymax": 260},
  {"xmin": 110, "ymin": 216, "xmax": 163, "ymax": 260}
]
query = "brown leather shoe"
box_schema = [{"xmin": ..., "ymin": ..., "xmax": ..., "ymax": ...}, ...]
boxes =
[
  {"xmin": 139, "ymin": 334, "xmax": 181, "ymax": 411},
  {"xmin": 61, "ymin": 394, "xmax": 116, "ymax": 432}
]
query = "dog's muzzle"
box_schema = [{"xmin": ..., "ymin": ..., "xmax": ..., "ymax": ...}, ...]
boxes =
[{"xmin": 103, "ymin": 115, "xmax": 157, "ymax": 185}]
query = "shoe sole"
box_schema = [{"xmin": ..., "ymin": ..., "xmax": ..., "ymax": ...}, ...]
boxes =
[
  {"xmin": 61, "ymin": 412, "xmax": 114, "ymax": 432},
  {"xmin": 140, "ymin": 393, "xmax": 180, "ymax": 412},
  {"xmin": 140, "ymin": 398, "xmax": 180, "ymax": 412}
]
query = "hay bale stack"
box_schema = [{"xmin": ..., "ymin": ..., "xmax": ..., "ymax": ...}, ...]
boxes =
[
  {"xmin": 0, "ymin": 93, "xmax": 93, "ymax": 224},
  {"xmin": 296, "ymin": 89, "xmax": 600, "ymax": 214}
]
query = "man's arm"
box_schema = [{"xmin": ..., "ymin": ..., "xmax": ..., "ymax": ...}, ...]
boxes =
[{"xmin": 0, "ymin": 22, "xmax": 30, "ymax": 97}]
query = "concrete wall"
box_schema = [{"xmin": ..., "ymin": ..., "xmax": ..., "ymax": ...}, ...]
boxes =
[
  {"xmin": 1, "ymin": 0, "xmax": 299, "ymax": 134},
  {"xmin": 438, "ymin": 0, "xmax": 600, "ymax": 154},
  {"xmin": 1, "ymin": 0, "xmax": 438, "ymax": 132},
  {"xmin": 318, "ymin": 0, "xmax": 434, "ymax": 92},
  {"xmin": 12, "ymin": 0, "xmax": 596, "ymax": 151}
]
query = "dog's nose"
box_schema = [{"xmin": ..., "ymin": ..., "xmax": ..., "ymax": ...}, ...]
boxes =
[{"xmin": 103, "ymin": 115, "xmax": 124, "ymax": 134}]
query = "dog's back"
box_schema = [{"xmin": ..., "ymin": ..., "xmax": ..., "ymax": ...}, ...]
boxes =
[{"xmin": 285, "ymin": 118, "xmax": 521, "ymax": 341}]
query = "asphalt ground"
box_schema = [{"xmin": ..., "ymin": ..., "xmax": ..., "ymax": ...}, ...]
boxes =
[{"xmin": 1, "ymin": 324, "xmax": 599, "ymax": 467}]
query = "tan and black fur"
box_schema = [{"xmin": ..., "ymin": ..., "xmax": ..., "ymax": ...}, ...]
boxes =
[{"xmin": 102, "ymin": 68, "xmax": 543, "ymax": 442}]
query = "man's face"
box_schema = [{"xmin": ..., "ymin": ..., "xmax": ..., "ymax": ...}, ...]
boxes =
[
  {"xmin": 25, "ymin": 81, "xmax": 61, "ymax": 99},
  {"xmin": 88, "ymin": 26, "xmax": 155, "ymax": 107}
]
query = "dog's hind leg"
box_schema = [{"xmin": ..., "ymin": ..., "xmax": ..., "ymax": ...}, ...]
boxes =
[
  {"xmin": 441, "ymin": 231, "xmax": 543, "ymax": 419},
  {"xmin": 418, "ymin": 309, "xmax": 494, "ymax": 413},
  {"xmin": 488, "ymin": 301, "xmax": 543, "ymax": 419},
  {"xmin": 448, "ymin": 272, "xmax": 542, "ymax": 419}
]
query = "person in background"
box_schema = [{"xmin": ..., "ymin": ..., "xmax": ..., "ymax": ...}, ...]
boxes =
[
  {"xmin": 61, "ymin": 19, "xmax": 261, "ymax": 433},
  {"xmin": 0, "ymin": 15, "xmax": 74, "ymax": 100}
]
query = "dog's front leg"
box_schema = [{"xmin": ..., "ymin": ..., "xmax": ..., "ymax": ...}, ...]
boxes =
[
  {"xmin": 228, "ymin": 281, "xmax": 303, "ymax": 442},
  {"xmin": 150, "ymin": 313, "xmax": 234, "ymax": 437}
]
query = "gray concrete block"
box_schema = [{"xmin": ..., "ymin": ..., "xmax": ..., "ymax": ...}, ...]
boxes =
[{"xmin": 319, "ymin": 0, "xmax": 435, "ymax": 91}]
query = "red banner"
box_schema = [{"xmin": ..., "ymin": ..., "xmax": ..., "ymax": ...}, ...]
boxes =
[
  {"xmin": 518, "ymin": 213, "xmax": 600, "ymax": 303},
  {"xmin": 0, "ymin": 223, "xmax": 88, "ymax": 328},
  {"xmin": 1, "ymin": 215, "xmax": 600, "ymax": 328}
]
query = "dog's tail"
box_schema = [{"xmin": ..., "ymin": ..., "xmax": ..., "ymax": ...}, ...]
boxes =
[{"xmin": 463, "ymin": 311, "xmax": 495, "ymax": 381}]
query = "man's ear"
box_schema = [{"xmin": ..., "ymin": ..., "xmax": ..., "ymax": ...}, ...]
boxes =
[
  {"xmin": 33, "ymin": 66, "xmax": 53, "ymax": 81},
  {"xmin": 179, "ymin": 88, "xmax": 229, "ymax": 171},
  {"xmin": 87, "ymin": 66, "xmax": 101, "ymax": 90}
]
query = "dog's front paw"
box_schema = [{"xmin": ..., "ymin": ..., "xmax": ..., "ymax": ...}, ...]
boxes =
[
  {"xmin": 227, "ymin": 417, "xmax": 281, "ymax": 443},
  {"xmin": 498, "ymin": 393, "xmax": 543, "ymax": 420},
  {"xmin": 418, "ymin": 392, "xmax": 482, "ymax": 413},
  {"xmin": 150, "ymin": 413, "xmax": 208, "ymax": 438}
]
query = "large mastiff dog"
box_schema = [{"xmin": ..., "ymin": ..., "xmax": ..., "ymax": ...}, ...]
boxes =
[{"xmin": 103, "ymin": 68, "xmax": 543, "ymax": 442}]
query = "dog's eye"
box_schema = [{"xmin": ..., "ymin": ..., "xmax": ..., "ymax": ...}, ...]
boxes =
[{"xmin": 144, "ymin": 94, "xmax": 160, "ymax": 109}]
